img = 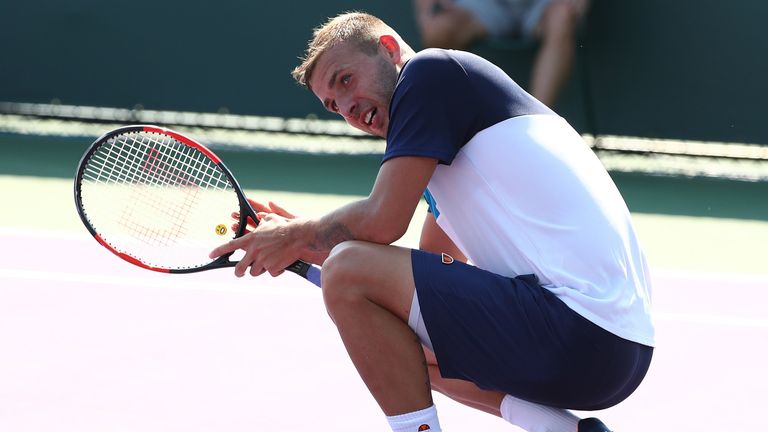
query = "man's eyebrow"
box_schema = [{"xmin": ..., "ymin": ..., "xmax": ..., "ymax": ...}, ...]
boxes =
[{"xmin": 328, "ymin": 70, "xmax": 338, "ymax": 90}]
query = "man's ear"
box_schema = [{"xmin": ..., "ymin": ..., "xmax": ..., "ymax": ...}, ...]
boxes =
[{"xmin": 379, "ymin": 35, "xmax": 402, "ymax": 64}]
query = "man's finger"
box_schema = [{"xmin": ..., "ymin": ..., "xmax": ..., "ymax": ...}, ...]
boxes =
[
  {"xmin": 231, "ymin": 212, "xmax": 259, "ymax": 228},
  {"xmin": 247, "ymin": 198, "xmax": 271, "ymax": 213},
  {"xmin": 209, "ymin": 236, "xmax": 246, "ymax": 259},
  {"xmin": 269, "ymin": 201, "xmax": 296, "ymax": 218},
  {"xmin": 234, "ymin": 250, "xmax": 254, "ymax": 277},
  {"xmin": 250, "ymin": 264, "xmax": 266, "ymax": 277}
]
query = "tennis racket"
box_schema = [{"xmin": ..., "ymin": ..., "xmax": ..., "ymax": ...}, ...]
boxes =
[{"xmin": 74, "ymin": 125, "xmax": 321, "ymax": 287}]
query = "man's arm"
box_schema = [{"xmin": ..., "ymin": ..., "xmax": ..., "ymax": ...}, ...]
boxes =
[
  {"xmin": 210, "ymin": 156, "xmax": 438, "ymax": 277},
  {"xmin": 308, "ymin": 155, "xmax": 437, "ymax": 248}
]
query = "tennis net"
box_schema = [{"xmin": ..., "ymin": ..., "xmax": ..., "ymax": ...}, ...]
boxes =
[{"xmin": 2, "ymin": 101, "xmax": 768, "ymax": 181}]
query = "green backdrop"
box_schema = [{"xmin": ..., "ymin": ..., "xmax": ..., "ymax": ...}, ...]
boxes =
[{"xmin": 2, "ymin": 1, "xmax": 766, "ymax": 144}]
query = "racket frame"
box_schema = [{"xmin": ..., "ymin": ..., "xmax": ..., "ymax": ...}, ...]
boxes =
[{"xmin": 74, "ymin": 125, "xmax": 313, "ymax": 278}]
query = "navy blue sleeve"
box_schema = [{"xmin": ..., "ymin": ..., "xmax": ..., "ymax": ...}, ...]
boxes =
[
  {"xmin": 382, "ymin": 49, "xmax": 552, "ymax": 165},
  {"xmin": 383, "ymin": 50, "xmax": 477, "ymax": 165}
]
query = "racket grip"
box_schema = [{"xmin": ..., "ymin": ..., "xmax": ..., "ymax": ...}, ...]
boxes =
[
  {"xmin": 285, "ymin": 260, "xmax": 322, "ymax": 287},
  {"xmin": 305, "ymin": 265, "xmax": 322, "ymax": 287}
]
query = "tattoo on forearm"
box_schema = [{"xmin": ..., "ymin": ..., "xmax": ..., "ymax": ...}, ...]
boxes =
[{"xmin": 312, "ymin": 221, "xmax": 354, "ymax": 251}]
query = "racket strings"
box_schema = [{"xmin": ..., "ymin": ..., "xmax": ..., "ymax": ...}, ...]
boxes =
[
  {"xmin": 121, "ymin": 135, "xmax": 201, "ymax": 245},
  {"xmin": 81, "ymin": 131, "xmax": 235, "ymax": 256}
]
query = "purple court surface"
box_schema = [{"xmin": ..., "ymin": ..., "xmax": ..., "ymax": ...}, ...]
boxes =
[{"xmin": 1, "ymin": 230, "xmax": 766, "ymax": 431}]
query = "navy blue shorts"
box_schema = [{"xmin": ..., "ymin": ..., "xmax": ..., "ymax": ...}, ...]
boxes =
[{"xmin": 411, "ymin": 249, "xmax": 653, "ymax": 410}]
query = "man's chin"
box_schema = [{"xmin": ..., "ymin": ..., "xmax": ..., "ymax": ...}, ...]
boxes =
[
  {"xmin": 356, "ymin": 125, "xmax": 385, "ymax": 138},
  {"xmin": 371, "ymin": 120, "xmax": 388, "ymax": 138},
  {"xmin": 371, "ymin": 128, "xmax": 387, "ymax": 139}
]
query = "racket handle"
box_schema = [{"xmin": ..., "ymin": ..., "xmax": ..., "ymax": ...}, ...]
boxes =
[
  {"xmin": 305, "ymin": 265, "xmax": 322, "ymax": 287},
  {"xmin": 285, "ymin": 260, "xmax": 322, "ymax": 287}
]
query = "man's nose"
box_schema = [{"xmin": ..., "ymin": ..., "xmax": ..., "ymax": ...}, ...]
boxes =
[{"xmin": 337, "ymin": 97, "xmax": 357, "ymax": 119}]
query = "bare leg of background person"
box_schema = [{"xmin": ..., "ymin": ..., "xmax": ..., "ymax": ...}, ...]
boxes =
[
  {"xmin": 413, "ymin": 0, "xmax": 488, "ymax": 49},
  {"xmin": 530, "ymin": 1, "xmax": 582, "ymax": 107}
]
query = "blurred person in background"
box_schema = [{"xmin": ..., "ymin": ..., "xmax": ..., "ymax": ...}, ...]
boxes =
[{"xmin": 414, "ymin": 0, "xmax": 589, "ymax": 107}]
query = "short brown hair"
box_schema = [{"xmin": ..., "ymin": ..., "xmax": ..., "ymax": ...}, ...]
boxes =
[{"xmin": 291, "ymin": 12, "xmax": 389, "ymax": 89}]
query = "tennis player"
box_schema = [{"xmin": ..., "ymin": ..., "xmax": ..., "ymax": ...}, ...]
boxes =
[{"xmin": 211, "ymin": 11, "xmax": 654, "ymax": 432}]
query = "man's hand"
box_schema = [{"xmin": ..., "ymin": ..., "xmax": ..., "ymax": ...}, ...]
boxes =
[
  {"xmin": 211, "ymin": 212, "xmax": 308, "ymax": 278},
  {"xmin": 210, "ymin": 198, "xmax": 305, "ymax": 278},
  {"xmin": 231, "ymin": 198, "xmax": 297, "ymax": 233}
]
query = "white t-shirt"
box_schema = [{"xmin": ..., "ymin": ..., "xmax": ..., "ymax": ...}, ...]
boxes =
[{"xmin": 384, "ymin": 49, "xmax": 655, "ymax": 346}]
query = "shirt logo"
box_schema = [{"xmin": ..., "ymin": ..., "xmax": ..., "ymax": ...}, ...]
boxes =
[
  {"xmin": 418, "ymin": 425, "xmax": 431, "ymax": 431},
  {"xmin": 441, "ymin": 253, "xmax": 454, "ymax": 265}
]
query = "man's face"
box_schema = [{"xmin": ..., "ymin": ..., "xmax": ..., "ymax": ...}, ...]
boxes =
[{"xmin": 309, "ymin": 40, "xmax": 399, "ymax": 138}]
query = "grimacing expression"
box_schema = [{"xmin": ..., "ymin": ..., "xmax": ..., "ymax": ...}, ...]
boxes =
[{"xmin": 309, "ymin": 42, "xmax": 399, "ymax": 138}]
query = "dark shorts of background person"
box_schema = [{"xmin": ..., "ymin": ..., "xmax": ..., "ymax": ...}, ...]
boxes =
[{"xmin": 411, "ymin": 249, "xmax": 653, "ymax": 410}]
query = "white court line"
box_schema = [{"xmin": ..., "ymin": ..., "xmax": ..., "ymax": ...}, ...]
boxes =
[
  {"xmin": 0, "ymin": 227, "xmax": 86, "ymax": 238},
  {"xmin": 4, "ymin": 227, "xmax": 768, "ymax": 284},
  {"xmin": 3, "ymin": 268, "xmax": 767, "ymax": 329},
  {"xmin": 0, "ymin": 268, "xmax": 321, "ymax": 298}
]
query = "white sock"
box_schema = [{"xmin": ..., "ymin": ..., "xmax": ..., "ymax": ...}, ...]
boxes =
[
  {"xmin": 386, "ymin": 404, "xmax": 442, "ymax": 432},
  {"xmin": 500, "ymin": 395, "xmax": 579, "ymax": 432}
]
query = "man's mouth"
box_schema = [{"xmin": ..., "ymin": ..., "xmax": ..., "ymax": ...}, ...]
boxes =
[{"xmin": 364, "ymin": 108, "xmax": 377, "ymax": 127}]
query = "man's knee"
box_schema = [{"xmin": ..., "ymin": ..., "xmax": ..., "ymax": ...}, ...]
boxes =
[
  {"xmin": 321, "ymin": 242, "xmax": 369, "ymax": 325},
  {"xmin": 321, "ymin": 241, "xmax": 366, "ymax": 299},
  {"xmin": 322, "ymin": 241, "xmax": 416, "ymax": 324},
  {"xmin": 322, "ymin": 240, "xmax": 394, "ymax": 309}
]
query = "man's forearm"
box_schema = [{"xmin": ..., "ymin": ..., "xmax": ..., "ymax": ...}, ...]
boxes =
[
  {"xmin": 301, "ymin": 197, "xmax": 403, "ymax": 254},
  {"xmin": 308, "ymin": 219, "xmax": 356, "ymax": 252}
]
